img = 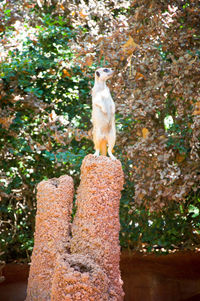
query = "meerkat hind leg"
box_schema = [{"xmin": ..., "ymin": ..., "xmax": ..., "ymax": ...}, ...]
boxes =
[
  {"xmin": 93, "ymin": 129, "xmax": 101, "ymax": 157},
  {"xmin": 108, "ymin": 147, "xmax": 116, "ymax": 160},
  {"xmin": 94, "ymin": 149, "xmax": 100, "ymax": 157},
  {"xmin": 107, "ymin": 129, "xmax": 116, "ymax": 160}
]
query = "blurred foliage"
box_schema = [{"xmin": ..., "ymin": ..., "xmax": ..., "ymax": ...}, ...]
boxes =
[
  {"xmin": 0, "ymin": 0, "xmax": 200, "ymax": 262},
  {"xmin": 120, "ymin": 187, "xmax": 200, "ymax": 252},
  {"xmin": 0, "ymin": 7, "xmax": 93, "ymax": 261}
]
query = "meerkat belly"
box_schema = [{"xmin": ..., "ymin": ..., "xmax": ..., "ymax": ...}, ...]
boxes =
[{"xmin": 92, "ymin": 102, "xmax": 113, "ymax": 133}]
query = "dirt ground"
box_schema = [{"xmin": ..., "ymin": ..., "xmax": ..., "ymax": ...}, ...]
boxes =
[{"xmin": 1, "ymin": 251, "xmax": 200, "ymax": 301}]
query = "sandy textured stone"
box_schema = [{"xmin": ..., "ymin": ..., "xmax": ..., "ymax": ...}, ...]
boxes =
[
  {"xmin": 26, "ymin": 175, "xmax": 74, "ymax": 301},
  {"xmin": 26, "ymin": 155, "xmax": 124, "ymax": 300},
  {"xmin": 71, "ymin": 154, "xmax": 124, "ymax": 300},
  {"xmin": 51, "ymin": 254, "xmax": 110, "ymax": 301}
]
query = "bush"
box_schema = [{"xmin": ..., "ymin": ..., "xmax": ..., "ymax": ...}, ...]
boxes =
[
  {"xmin": 0, "ymin": 1, "xmax": 200, "ymax": 262},
  {"xmin": 0, "ymin": 13, "xmax": 93, "ymax": 261}
]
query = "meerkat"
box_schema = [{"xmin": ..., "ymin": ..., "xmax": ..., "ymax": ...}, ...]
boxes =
[{"xmin": 91, "ymin": 67, "xmax": 116, "ymax": 160}]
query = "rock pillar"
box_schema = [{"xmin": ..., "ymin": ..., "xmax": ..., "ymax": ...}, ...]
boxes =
[
  {"xmin": 70, "ymin": 154, "xmax": 124, "ymax": 300},
  {"xmin": 26, "ymin": 155, "xmax": 124, "ymax": 300},
  {"xmin": 26, "ymin": 175, "xmax": 74, "ymax": 301}
]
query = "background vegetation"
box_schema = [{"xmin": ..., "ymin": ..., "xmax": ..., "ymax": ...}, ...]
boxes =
[{"xmin": 0, "ymin": 0, "xmax": 199, "ymax": 262}]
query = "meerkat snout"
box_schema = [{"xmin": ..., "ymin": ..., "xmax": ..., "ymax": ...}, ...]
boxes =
[{"xmin": 95, "ymin": 68, "xmax": 114, "ymax": 82}]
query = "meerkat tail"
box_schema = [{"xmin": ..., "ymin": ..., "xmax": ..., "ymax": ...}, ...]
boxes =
[{"xmin": 100, "ymin": 139, "xmax": 107, "ymax": 156}]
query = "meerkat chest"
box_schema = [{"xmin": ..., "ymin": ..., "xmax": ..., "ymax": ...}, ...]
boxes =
[
  {"xmin": 93, "ymin": 87, "xmax": 115, "ymax": 115},
  {"xmin": 102, "ymin": 94, "xmax": 114, "ymax": 116}
]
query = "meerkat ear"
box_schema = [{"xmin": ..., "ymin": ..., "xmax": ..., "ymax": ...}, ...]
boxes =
[{"xmin": 96, "ymin": 71, "xmax": 100, "ymax": 77}]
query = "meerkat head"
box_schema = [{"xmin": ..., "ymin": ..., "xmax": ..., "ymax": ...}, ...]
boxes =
[{"xmin": 95, "ymin": 68, "xmax": 114, "ymax": 82}]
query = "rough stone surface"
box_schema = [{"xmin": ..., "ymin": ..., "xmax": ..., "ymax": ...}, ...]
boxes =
[
  {"xmin": 26, "ymin": 155, "xmax": 124, "ymax": 300},
  {"xmin": 71, "ymin": 154, "xmax": 124, "ymax": 300},
  {"xmin": 26, "ymin": 175, "xmax": 74, "ymax": 301},
  {"xmin": 51, "ymin": 254, "xmax": 110, "ymax": 301}
]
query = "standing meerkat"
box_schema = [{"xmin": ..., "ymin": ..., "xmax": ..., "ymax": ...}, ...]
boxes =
[{"xmin": 91, "ymin": 67, "xmax": 116, "ymax": 160}]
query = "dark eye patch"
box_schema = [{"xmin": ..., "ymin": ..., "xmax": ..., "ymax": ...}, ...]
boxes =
[{"xmin": 103, "ymin": 68, "xmax": 109, "ymax": 73}]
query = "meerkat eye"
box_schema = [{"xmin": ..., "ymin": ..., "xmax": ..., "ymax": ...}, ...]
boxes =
[
  {"xmin": 103, "ymin": 68, "xmax": 109, "ymax": 73},
  {"xmin": 96, "ymin": 71, "xmax": 100, "ymax": 77}
]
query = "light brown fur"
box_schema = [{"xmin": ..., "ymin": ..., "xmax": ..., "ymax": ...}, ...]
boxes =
[{"xmin": 91, "ymin": 68, "xmax": 116, "ymax": 160}]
